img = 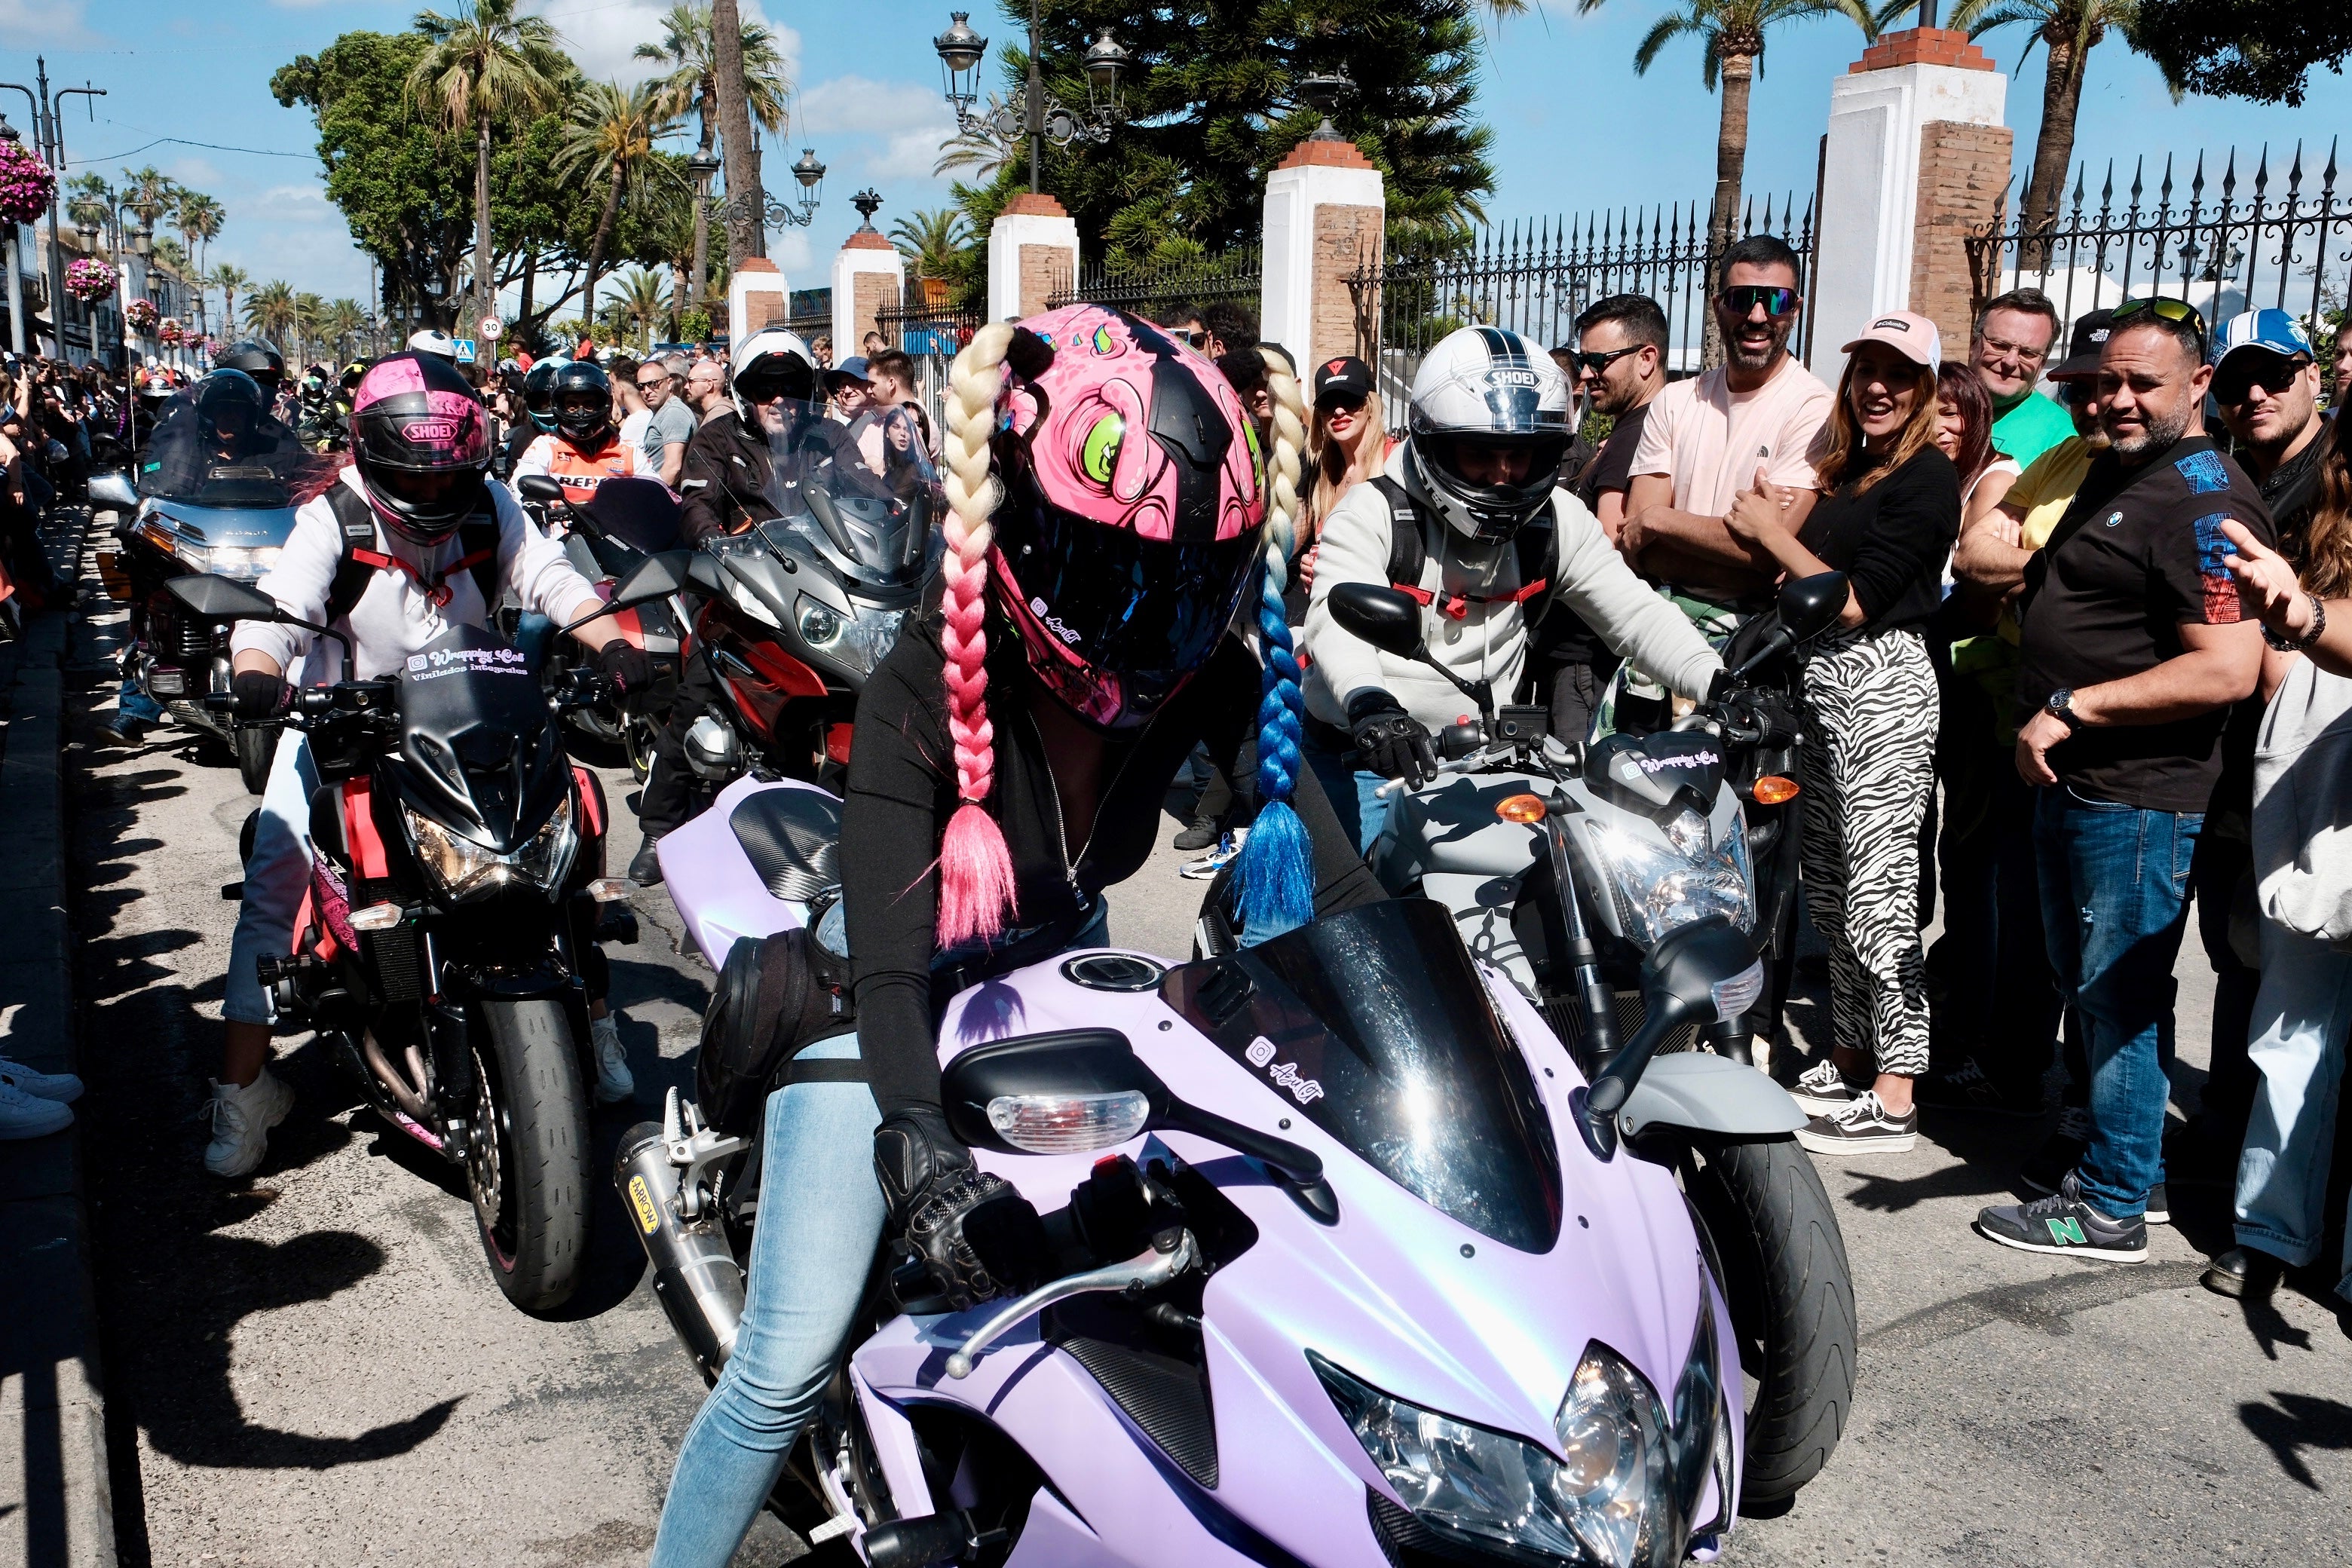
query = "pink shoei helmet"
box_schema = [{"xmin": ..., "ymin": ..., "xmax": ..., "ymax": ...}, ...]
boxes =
[
  {"xmin": 348, "ymin": 351, "xmax": 492, "ymax": 544},
  {"xmin": 988, "ymin": 303, "xmax": 1267, "ymax": 730}
]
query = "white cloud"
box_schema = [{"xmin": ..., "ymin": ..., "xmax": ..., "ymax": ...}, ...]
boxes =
[
  {"xmin": 795, "ymin": 75, "xmax": 958, "ymax": 187},
  {"xmin": 0, "ymin": 0, "xmax": 103, "ymax": 47},
  {"xmin": 528, "ymin": 0, "xmax": 800, "ymax": 95},
  {"xmin": 167, "ymin": 158, "xmax": 225, "ymax": 190},
  {"xmin": 247, "ymin": 183, "xmax": 335, "ymax": 222}
]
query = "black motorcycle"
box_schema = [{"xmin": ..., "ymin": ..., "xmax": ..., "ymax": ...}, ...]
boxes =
[{"xmin": 170, "ymin": 573, "xmax": 632, "ymax": 1311}]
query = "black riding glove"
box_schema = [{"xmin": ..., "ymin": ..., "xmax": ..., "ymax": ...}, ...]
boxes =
[
  {"xmin": 231, "ymin": 670, "xmax": 294, "ymax": 721},
  {"xmin": 874, "ymin": 1105, "xmax": 1049, "ymax": 1312},
  {"xmin": 596, "ymin": 638, "xmax": 654, "ymax": 697},
  {"xmin": 1349, "ymin": 698, "xmax": 1438, "ymax": 786}
]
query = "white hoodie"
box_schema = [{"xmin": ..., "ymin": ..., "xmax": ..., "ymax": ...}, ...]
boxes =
[{"xmin": 1303, "ymin": 444, "xmax": 1721, "ymax": 733}]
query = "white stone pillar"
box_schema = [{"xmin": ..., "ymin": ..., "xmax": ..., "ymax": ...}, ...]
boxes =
[
  {"xmin": 1259, "ymin": 140, "xmax": 1385, "ymax": 386},
  {"xmin": 831, "ymin": 229, "xmax": 905, "ymax": 355},
  {"xmin": 1811, "ymin": 29, "xmax": 2005, "ymax": 382},
  {"xmin": 727, "ymin": 255, "xmax": 790, "ymax": 345},
  {"xmin": 987, "ymin": 193, "xmax": 1078, "ymax": 324}
]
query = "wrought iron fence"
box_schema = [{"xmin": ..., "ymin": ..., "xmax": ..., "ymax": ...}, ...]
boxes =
[
  {"xmin": 874, "ymin": 296, "xmax": 989, "ymax": 442},
  {"xmin": 1966, "ymin": 139, "xmax": 2349, "ymax": 345},
  {"xmin": 784, "ymin": 310, "xmax": 832, "ymax": 348},
  {"xmin": 1346, "ymin": 195, "xmax": 1818, "ymax": 431},
  {"xmin": 1044, "ymin": 246, "xmax": 1263, "ymax": 329}
]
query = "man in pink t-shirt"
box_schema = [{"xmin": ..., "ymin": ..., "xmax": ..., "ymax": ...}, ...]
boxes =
[{"xmin": 1622, "ymin": 235, "xmax": 1833, "ymax": 613}]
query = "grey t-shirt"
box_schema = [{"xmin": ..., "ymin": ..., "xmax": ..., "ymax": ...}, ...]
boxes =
[{"xmin": 640, "ymin": 397, "xmax": 697, "ymax": 471}]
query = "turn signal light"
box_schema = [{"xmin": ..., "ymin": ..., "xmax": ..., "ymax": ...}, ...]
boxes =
[
  {"xmin": 348, "ymin": 902, "xmax": 405, "ymax": 932},
  {"xmin": 1750, "ymin": 775, "xmax": 1801, "ymax": 805},
  {"xmin": 1496, "ymin": 793, "xmax": 1548, "ymax": 825},
  {"xmin": 586, "ymin": 877, "xmax": 637, "ymax": 902}
]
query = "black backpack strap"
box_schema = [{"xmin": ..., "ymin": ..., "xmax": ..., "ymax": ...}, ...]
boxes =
[
  {"xmin": 457, "ymin": 514, "xmax": 501, "ymax": 609},
  {"xmin": 1366, "ymin": 476, "xmax": 1430, "ymax": 604},
  {"xmin": 321, "ymin": 482, "xmax": 381, "ymax": 625}
]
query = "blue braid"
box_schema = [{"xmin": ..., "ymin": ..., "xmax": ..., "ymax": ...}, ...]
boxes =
[{"xmin": 1234, "ymin": 521, "xmax": 1316, "ymax": 936}]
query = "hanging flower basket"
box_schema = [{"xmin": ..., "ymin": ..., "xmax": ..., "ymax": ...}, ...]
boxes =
[
  {"xmin": 0, "ymin": 141, "xmax": 54, "ymax": 228},
  {"xmin": 124, "ymin": 297, "xmax": 158, "ymax": 333},
  {"xmin": 158, "ymin": 317, "xmax": 183, "ymax": 347},
  {"xmin": 64, "ymin": 256, "xmax": 115, "ymax": 302}
]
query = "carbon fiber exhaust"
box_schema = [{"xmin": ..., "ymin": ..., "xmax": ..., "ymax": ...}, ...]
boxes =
[{"xmin": 617, "ymin": 1122, "xmax": 746, "ymax": 1383}]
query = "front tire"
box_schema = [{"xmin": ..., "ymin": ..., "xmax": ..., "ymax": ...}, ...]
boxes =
[
  {"xmin": 237, "ymin": 723, "xmax": 277, "ymax": 795},
  {"xmin": 1674, "ymin": 1135, "xmax": 1855, "ymax": 1508},
  {"xmin": 468, "ymin": 999, "xmax": 590, "ymax": 1312}
]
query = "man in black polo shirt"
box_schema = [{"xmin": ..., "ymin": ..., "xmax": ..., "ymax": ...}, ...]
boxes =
[{"xmin": 1975, "ymin": 299, "xmax": 2275, "ymax": 1263}]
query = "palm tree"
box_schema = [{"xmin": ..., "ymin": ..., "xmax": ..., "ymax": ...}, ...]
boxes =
[
  {"xmin": 408, "ymin": 0, "xmax": 568, "ymax": 330},
  {"xmin": 210, "ymin": 264, "xmax": 251, "ymax": 349},
  {"xmin": 890, "ymin": 208, "xmax": 975, "ymax": 281},
  {"xmin": 556, "ymin": 81, "xmax": 681, "ymax": 324},
  {"xmin": 318, "ymin": 299, "xmax": 366, "ymax": 361},
  {"xmin": 174, "ymin": 191, "xmax": 225, "ymax": 339},
  {"xmin": 632, "ymin": 2, "xmax": 791, "ymax": 161},
  {"xmin": 244, "ymin": 280, "xmax": 301, "ymax": 359},
  {"xmin": 118, "ymin": 165, "xmax": 179, "ymax": 243},
  {"xmin": 294, "ymin": 292, "xmax": 326, "ymax": 366},
  {"xmin": 605, "ymin": 266, "xmax": 669, "ymax": 353},
  {"xmin": 1949, "ymin": 0, "xmax": 2139, "ymax": 246},
  {"xmin": 933, "ymin": 93, "xmax": 1021, "ymax": 182}
]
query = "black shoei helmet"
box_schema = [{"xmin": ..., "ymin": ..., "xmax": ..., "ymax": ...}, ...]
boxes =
[
  {"xmin": 523, "ymin": 359, "xmax": 559, "ymax": 431},
  {"xmin": 550, "ymin": 359, "xmax": 614, "ymax": 446},
  {"xmin": 216, "ymin": 340, "xmax": 285, "ymax": 394},
  {"xmin": 194, "ymin": 369, "xmax": 268, "ymax": 443}
]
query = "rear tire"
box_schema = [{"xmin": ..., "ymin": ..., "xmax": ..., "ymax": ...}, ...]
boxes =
[
  {"xmin": 237, "ymin": 723, "xmax": 277, "ymax": 795},
  {"xmin": 468, "ymin": 999, "xmax": 590, "ymax": 1312},
  {"xmin": 1674, "ymin": 1135, "xmax": 1855, "ymax": 1508}
]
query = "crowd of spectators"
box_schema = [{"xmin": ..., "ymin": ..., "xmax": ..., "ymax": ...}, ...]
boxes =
[{"xmin": 0, "ymin": 353, "xmax": 136, "ymax": 635}]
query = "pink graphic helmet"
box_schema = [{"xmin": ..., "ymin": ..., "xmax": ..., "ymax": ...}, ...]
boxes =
[
  {"xmin": 988, "ymin": 304, "xmax": 1267, "ymax": 730},
  {"xmin": 348, "ymin": 351, "xmax": 492, "ymax": 544}
]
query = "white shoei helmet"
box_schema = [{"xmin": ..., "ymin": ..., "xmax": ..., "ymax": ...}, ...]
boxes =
[
  {"xmin": 728, "ymin": 327, "xmax": 819, "ymax": 421},
  {"xmin": 406, "ymin": 328, "xmax": 460, "ymax": 362},
  {"xmin": 1404, "ymin": 325, "xmax": 1574, "ymax": 544}
]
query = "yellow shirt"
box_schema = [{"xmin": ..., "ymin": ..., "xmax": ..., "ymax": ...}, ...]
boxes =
[{"xmin": 2006, "ymin": 435, "xmax": 2098, "ymax": 551}]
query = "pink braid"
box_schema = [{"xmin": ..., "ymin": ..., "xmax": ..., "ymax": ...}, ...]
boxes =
[{"xmin": 934, "ymin": 323, "xmax": 1019, "ymax": 945}]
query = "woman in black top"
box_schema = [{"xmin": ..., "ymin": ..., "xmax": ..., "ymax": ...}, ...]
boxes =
[
  {"xmin": 1721, "ymin": 313, "xmax": 1959, "ymax": 1156},
  {"xmin": 648, "ymin": 308, "xmax": 1381, "ymax": 1566}
]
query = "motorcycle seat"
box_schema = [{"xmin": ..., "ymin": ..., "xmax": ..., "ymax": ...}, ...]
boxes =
[{"xmin": 729, "ymin": 787, "xmax": 842, "ymax": 903}]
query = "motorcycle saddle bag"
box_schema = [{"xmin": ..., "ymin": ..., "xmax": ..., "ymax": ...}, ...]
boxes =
[{"xmin": 696, "ymin": 923, "xmax": 858, "ymax": 1138}]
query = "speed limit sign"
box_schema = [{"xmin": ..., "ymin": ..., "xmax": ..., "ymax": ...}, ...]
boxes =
[{"xmin": 479, "ymin": 315, "xmax": 504, "ymax": 341}]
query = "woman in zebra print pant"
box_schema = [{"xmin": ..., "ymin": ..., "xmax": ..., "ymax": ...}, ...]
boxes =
[{"xmin": 1720, "ymin": 310, "xmax": 1964, "ymax": 1154}]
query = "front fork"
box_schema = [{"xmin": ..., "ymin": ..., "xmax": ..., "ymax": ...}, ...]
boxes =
[{"xmin": 1542, "ymin": 806, "xmax": 1619, "ymax": 1073}]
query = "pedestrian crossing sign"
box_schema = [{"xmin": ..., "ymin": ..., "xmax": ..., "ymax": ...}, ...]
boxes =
[{"xmin": 453, "ymin": 338, "xmax": 477, "ymax": 363}]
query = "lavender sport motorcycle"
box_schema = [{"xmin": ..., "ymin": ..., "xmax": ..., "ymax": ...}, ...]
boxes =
[{"xmin": 611, "ymin": 617, "xmax": 1850, "ymax": 1568}]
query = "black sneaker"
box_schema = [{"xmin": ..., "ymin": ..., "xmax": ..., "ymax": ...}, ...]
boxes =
[
  {"xmin": 1975, "ymin": 1171, "xmax": 2148, "ymax": 1262},
  {"xmin": 1172, "ymin": 814, "xmax": 1222, "ymax": 852},
  {"xmin": 2144, "ymin": 1181, "xmax": 2170, "ymax": 1226},
  {"xmin": 1788, "ymin": 1058, "xmax": 1866, "ymax": 1113},
  {"xmin": 1796, "ymin": 1091, "xmax": 1918, "ymax": 1155},
  {"xmin": 1914, "ymin": 1057, "xmax": 2044, "ymax": 1118},
  {"xmin": 2019, "ymin": 1104, "xmax": 2092, "ymax": 1195},
  {"xmin": 2202, "ymin": 1246, "xmax": 2285, "ymax": 1300}
]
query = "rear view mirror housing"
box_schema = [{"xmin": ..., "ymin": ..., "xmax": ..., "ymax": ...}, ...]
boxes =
[
  {"xmin": 600, "ymin": 550, "xmax": 700, "ymax": 617},
  {"xmin": 516, "ymin": 474, "xmax": 565, "ymax": 506},
  {"xmin": 1581, "ymin": 917, "xmax": 1762, "ymax": 1158},
  {"xmin": 1778, "ymin": 571, "xmax": 1848, "ymax": 646},
  {"xmin": 89, "ymin": 471, "xmax": 139, "ymax": 510},
  {"xmin": 1327, "ymin": 582, "xmax": 1428, "ymax": 660}
]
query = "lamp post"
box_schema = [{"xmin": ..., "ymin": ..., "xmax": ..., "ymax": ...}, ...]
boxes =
[
  {"xmin": 685, "ymin": 151, "xmax": 721, "ymax": 313},
  {"xmin": 0, "ymin": 59, "xmax": 105, "ymax": 360},
  {"xmin": 0, "ymin": 117, "xmax": 23, "ymax": 356},
  {"xmin": 935, "ymin": 6, "xmax": 1129, "ymax": 197},
  {"xmin": 724, "ymin": 146, "xmax": 825, "ymax": 240}
]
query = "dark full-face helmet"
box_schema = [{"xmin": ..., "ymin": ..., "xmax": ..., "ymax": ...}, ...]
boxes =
[
  {"xmin": 550, "ymin": 358, "xmax": 615, "ymax": 448},
  {"xmin": 216, "ymin": 340, "xmax": 286, "ymax": 396}
]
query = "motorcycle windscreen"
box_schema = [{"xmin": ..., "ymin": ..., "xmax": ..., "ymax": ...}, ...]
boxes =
[
  {"xmin": 752, "ymin": 397, "xmax": 933, "ymax": 587},
  {"xmin": 136, "ymin": 389, "xmax": 324, "ymax": 507},
  {"xmin": 394, "ymin": 623, "xmax": 566, "ymax": 851},
  {"xmin": 1162, "ymin": 899, "xmax": 1563, "ymax": 1253}
]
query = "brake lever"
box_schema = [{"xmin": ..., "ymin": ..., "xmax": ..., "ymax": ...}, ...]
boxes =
[{"xmin": 944, "ymin": 1230, "xmax": 1200, "ymax": 1379}]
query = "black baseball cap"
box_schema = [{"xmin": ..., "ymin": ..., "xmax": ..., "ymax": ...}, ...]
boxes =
[
  {"xmin": 1312, "ymin": 354, "xmax": 1374, "ymax": 406},
  {"xmin": 2047, "ymin": 308, "xmax": 2117, "ymax": 381}
]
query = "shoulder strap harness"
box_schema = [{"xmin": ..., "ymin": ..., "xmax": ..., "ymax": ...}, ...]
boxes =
[
  {"xmin": 1364, "ymin": 475, "xmax": 1551, "ymax": 621},
  {"xmin": 323, "ymin": 482, "xmax": 502, "ymax": 622}
]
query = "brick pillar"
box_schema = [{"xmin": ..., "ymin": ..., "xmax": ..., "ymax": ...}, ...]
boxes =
[
  {"xmin": 988, "ymin": 192, "xmax": 1078, "ymax": 324},
  {"xmin": 1260, "ymin": 139, "xmax": 1385, "ymax": 376},
  {"xmin": 726, "ymin": 256, "xmax": 789, "ymax": 345},
  {"xmin": 831, "ymin": 228, "xmax": 905, "ymax": 354},
  {"xmin": 1811, "ymin": 27, "xmax": 2004, "ymax": 381}
]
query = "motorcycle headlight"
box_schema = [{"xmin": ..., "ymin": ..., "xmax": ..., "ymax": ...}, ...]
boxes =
[
  {"xmin": 1314, "ymin": 1343, "xmax": 1675, "ymax": 1568},
  {"xmin": 1586, "ymin": 809, "xmax": 1754, "ymax": 945},
  {"xmin": 178, "ymin": 542, "xmax": 281, "ymax": 580},
  {"xmin": 800, "ymin": 596, "xmax": 903, "ymax": 678},
  {"xmin": 403, "ymin": 795, "xmax": 576, "ymax": 902},
  {"xmin": 726, "ymin": 571, "xmax": 783, "ymax": 629}
]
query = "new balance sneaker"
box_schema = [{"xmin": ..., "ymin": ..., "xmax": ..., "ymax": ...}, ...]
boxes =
[
  {"xmin": 0, "ymin": 1076, "xmax": 72, "ymax": 1140},
  {"xmin": 2019, "ymin": 1104, "xmax": 2093, "ymax": 1195},
  {"xmin": 1788, "ymin": 1058, "xmax": 1867, "ymax": 1113},
  {"xmin": 1975, "ymin": 1170, "xmax": 2148, "ymax": 1262},
  {"xmin": 0, "ymin": 1056, "xmax": 83, "ymax": 1103},
  {"xmin": 202, "ymin": 1067, "xmax": 294, "ymax": 1178},
  {"xmin": 1796, "ymin": 1090, "xmax": 1918, "ymax": 1155},
  {"xmin": 591, "ymin": 1014, "xmax": 635, "ymax": 1104},
  {"xmin": 1913, "ymin": 1056, "xmax": 2042, "ymax": 1118},
  {"xmin": 1172, "ymin": 814, "xmax": 1223, "ymax": 852},
  {"xmin": 1179, "ymin": 831, "xmax": 1246, "ymax": 881}
]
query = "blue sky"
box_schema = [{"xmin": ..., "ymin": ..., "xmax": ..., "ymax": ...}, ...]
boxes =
[{"xmin": 5, "ymin": 0, "xmax": 2344, "ymax": 316}]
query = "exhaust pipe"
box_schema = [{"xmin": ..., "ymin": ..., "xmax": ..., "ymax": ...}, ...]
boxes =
[{"xmin": 617, "ymin": 1123, "xmax": 747, "ymax": 1383}]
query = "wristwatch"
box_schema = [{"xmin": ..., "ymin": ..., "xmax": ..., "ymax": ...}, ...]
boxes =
[
  {"xmin": 2044, "ymin": 688, "xmax": 2078, "ymax": 732},
  {"xmin": 2264, "ymin": 594, "xmax": 2329, "ymax": 653}
]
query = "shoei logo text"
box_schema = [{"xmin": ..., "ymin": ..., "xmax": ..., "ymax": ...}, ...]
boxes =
[
  {"xmin": 401, "ymin": 418, "xmax": 460, "ymax": 443},
  {"xmin": 1244, "ymin": 1036, "xmax": 1325, "ymax": 1104},
  {"xmin": 1484, "ymin": 369, "xmax": 1539, "ymax": 388},
  {"xmin": 1634, "ymin": 748, "xmax": 1720, "ymax": 774}
]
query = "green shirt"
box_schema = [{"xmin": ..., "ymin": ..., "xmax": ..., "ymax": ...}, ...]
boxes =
[{"xmin": 1989, "ymin": 386, "xmax": 2073, "ymax": 468}]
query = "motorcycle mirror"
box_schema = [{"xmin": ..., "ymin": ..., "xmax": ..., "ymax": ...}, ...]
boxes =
[
  {"xmin": 164, "ymin": 573, "xmax": 283, "ymax": 623},
  {"xmin": 1777, "ymin": 571, "xmax": 1850, "ymax": 645},
  {"xmin": 598, "ymin": 549, "xmax": 699, "ymax": 618},
  {"xmin": 1328, "ymin": 583, "xmax": 1429, "ymax": 661},
  {"xmin": 516, "ymin": 473, "xmax": 565, "ymax": 507},
  {"xmin": 687, "ymin": 553, "xmax": 727, "ymax": 596},
  {"xmin": 1582, "ymin": 917, "xmax": 1762, "ymax": 1156},
  {"xmin": 89, "ymin": 470, "xmax": 139, "ymax": 510}
]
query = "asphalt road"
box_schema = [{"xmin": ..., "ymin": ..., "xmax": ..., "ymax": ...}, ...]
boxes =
[{"xmin": 60, "ymin": 568, "xmax": 2351, "ymax": 1566}]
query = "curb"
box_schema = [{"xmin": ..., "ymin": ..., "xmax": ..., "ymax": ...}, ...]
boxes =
[{"xmin": 0, "ymin": 510, "xmax": 119, "ymax": 1567}]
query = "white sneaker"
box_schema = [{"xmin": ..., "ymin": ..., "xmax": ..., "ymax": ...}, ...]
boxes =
[
  {"xmin": 203, "ymin": 1067, "xmax": 294, "ymax": 1178},
  {"xmin": 0, "ymin": 1056, "xmax": 83, "ymax": 1103},
  {"xmin": 0, "ymin": 1076, "xmax": 72, "ymax": 1139},
  {"xmin": 592, "ymin": 1015, "xmax": 634, "ymax": 1104}
]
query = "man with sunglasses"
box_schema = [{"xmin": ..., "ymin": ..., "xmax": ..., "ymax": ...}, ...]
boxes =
[
  {"xmin": 1620, "ymin": 236, "xmax": 1833, "ymax": 660},
  {"xmin": 636, "ymin": 353, "xmax": 699, "ymax": 488},
  {"xmin": 1976, "ymin": 296, "xmax": 2276, "ymax": 1263}
]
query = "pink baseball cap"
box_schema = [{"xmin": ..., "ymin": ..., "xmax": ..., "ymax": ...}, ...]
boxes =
[{"xmin": 1841, "ymin": 310, "xmax": 1943, "ymax": 367}]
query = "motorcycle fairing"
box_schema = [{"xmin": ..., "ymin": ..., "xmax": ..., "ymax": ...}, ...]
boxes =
[
  {"xmin": 392, "ymin": 623, "xmax": 567, "ymax": 852},
  {"xmin": 656, "ymin": 775, "xmax": 828, "ymax": 960},
  {"xmin": 1585, "ymin": 730, "xmax": 1726, "ymax": 825}
]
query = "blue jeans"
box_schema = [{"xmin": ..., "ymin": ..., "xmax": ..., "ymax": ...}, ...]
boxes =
[
  {"xmin": 2234, "ymin": 917, "xmax": 2352, "ymax": 1299},
  {"xmin": 1304, "ymin": 738, "xmax": 1392, "ymax": 859},
  {"xmin": 116, "ymin": 674, "xmax": 165, "ymax": 727},
  {"xmin": 513, "ymin": 610, "xmax": 555, "ymax": 675},
  {"xmin": 649, "ymin": 902, "xmax": 1110, "ymax": 1568},
  {"xmin": 2033, "ymin": 786, "xmax": 2201, "ymax": 1219},
  {"xmin": 225, "ymin": 730, "xmax": 320, "ymax": 1027}
]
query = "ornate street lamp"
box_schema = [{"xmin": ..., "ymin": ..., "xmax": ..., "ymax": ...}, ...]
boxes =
[
  {"xmin": 685, "ymin": 151, "xmax": 721, "ymax": 311},
  {"xmin": 936, "ymin": 5, "xmax": 1129, "ymax": 195},
  {"xmin": 934, "ymin": 12, "xmax": 988, "ymax": 125},
  {"xmin": 717, "ymin": 147, "xmax": 824, "ymax": 242}
]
